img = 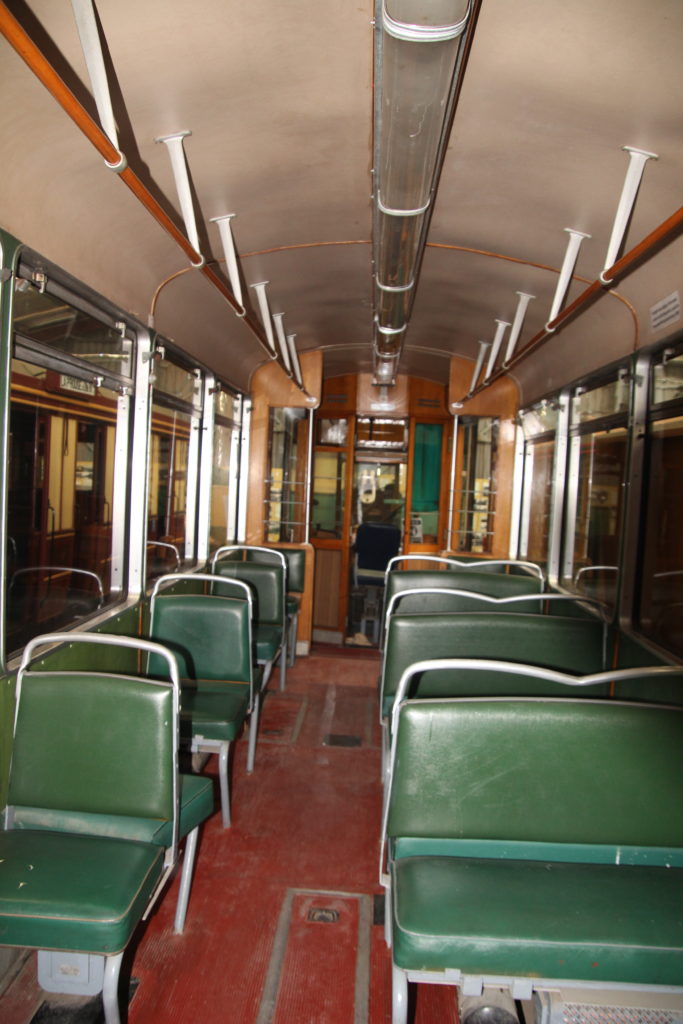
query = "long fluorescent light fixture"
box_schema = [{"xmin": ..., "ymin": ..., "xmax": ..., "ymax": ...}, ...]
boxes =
[{"xmin": 372, "ymin": 0, "xmax": 473, "ymax": 383}]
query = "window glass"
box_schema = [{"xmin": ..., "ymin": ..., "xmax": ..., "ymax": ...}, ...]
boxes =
[
  {"xmin": 356, "ymin": 417, "xmax": 407, "ymax": 449},
  {"xmin": 570, "ymin": 377, "xmax": 629, "ymax": 423},
  {"xmin": 520, "ymin": 401, "xmax": 558, "ymax": 438},
  {"xmin": 311, "ymin": 451, "xmax": 346, "ymax": 539},
  {"xmin": 209, "ymin": 389, "xmax": 242, "ymax": 553},
  {"xmin": 146, "ymin": 349, "xmax": 199, "ymax": 579},
  {"xmin": 7, "ymin": 352, "xmax": 127, "ymax": 654},
  {"xmin": 563, "ymin": 427, "xmax": 627, "ymax": 607},
  {"xmin": 652, "ymin": 351, "xmax": 683, "ymax": 405},
  {"xmin": 265, "ymin": 408, "xmax": 309, "ymax": 543},
  {"xmin": 153, "ymin": 354, "xmax": 196, "ymax": 404},
  {"xmin": 352, "ymin": 458, "xmax": 406, "ymax": 532},
  {"xmin": 455, "ymin": 417, "xmax": 498, "ymax": 554},
  {"xmin": 317, "ymin": 418, "xmax": 348, "ymax": 446},
  {"xmin": 13, "ymin": 279, "xmax": 132, "ymax": 378},
  {"xmin": 521, "ymin": 438, "xmax": 555, "ymax": 564},
  {"xmin": 638, "ymin": 414, "xmax": 683, "ymax": 656},
  {"xmin": 147, "ymin": 406, "xmax": 190, "ymax": 576}
]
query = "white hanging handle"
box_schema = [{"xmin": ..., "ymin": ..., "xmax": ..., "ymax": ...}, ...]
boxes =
[
  {"xmin": 250, "ymin": 282, "xmax": 277, "ymax": 356},
  {"xmin": 484, "ymin": 319, "xmax": 510, "ymax": 380},
  {"xmin": 601, "ymin": 146, "xmax": 658, "ymax": 284},
  {"xmin": 155, "ymin": 131, "xmax": 204, "ymax": 266},
  {"xmin": 546, "ymin": 228, "xmax": 590, "ymax": 331},
  {"xmin": 504, "ymin": 291, "xmax": 535, "ymax": 364},
  {"xmin": 210, "ymin": 214, "xmax": 244, "ymax": 311},
  {"xmin": 469, "ymin": 341, "xmax": 490, "ymax": 394}
]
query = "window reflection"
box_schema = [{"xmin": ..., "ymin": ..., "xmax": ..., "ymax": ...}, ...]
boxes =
[
  {"xmin": 311, "ymin": 451, "xmax": 347, "ymax": 539},
  {"xmin": 7, "ymin": 356, "xmax": 124, "ymax": 654},
  {"xmin": 638, "ymin": 414, "xmax": 683, "ymax": 656},
  {"xmin": 564, "ymin": 428, "xmax": 627, "ymax": 608},
  {"xmin": 455, "ymin": 417, "xmax": 498, "ymax": 554},
  {"xmin": 265, "ymin": 408, "xmax": 308, "ymax": 543},
  {"xmin": 521, "ymin": 439, "xmax": 554, "ymax": 564},
  {"xmin": 146, "ymin": 348, "xmax": 199, "ymax": 580}
]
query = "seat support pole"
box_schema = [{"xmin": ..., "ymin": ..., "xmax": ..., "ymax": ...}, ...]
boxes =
[
  {"xmin": 174, "ymin": 826, "xmax": 199, "ymax": 934},
  {"xmin": 218, "ymin": 742, "xmax": 231, "ymax": 828},
  {"xmin": 247, "ymin": 694, "xmax": 260, "ymax": 773},
  {"xmin": 102, "ymin": 951, "xmax": 124, "ymax": 1024}
]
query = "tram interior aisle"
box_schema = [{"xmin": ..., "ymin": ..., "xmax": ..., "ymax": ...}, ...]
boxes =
[{"xmin": 0, "ymin": 645, "xmax": 458, "ymax": 1024}]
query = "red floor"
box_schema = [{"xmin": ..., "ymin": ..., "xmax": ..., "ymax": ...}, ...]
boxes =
[{"xmin": 1, "ymin": 645, "xmax": 459, "ymax": 1024}]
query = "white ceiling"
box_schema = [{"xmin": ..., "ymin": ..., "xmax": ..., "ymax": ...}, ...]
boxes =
[{"xmin": 0, "ymin": 0, "xmax": 681, "ymax": 403}]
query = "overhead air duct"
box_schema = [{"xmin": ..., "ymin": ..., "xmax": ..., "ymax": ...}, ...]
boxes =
[{"xmin": 372, "ymin": 0, "xmax": 476, "ymax": 385}]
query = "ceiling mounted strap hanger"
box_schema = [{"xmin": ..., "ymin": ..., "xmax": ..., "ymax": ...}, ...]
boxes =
[
  {"xmin": 287, "ymin": 334, "xmax": 304, "ymax": 389},
  {"xmin": 272, "ymin": 313, "xmax": 293, "ymax": 376},
  {"xmin": 546, "ymin": 228, "xmax": 591, "ymax": 332},
  {"xmin": 468, "ymin": 340, "xmax": 490, "ymax": 394},
  {"xmin": 504, "ymin": 291, "xmax": 535, "ymax": 365},
  {"xmin": 484, "ymin": 318, "xmax": 510, "ymax": 381},
  {"xmin": 601, "ymin": 146, "xmax": 658, "ymax": 285},
  {"xmin": 210, "ymin": 214, "xmax": 244, "ymax": 313},
  {"xmin": 250, "ymin": 282, "xmax": 278, "ymax": 358},
  {"xmin": 155, "ymin": 131, "xmax": 205, "ymax": 267},
  {"xmin": 70, "ymin": 0, "xmax": 126, "ymax": 171}
]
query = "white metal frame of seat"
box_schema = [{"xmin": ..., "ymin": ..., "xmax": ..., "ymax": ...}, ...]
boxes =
[{"xmin": 385, "ymin": 554, "xmax": 546, "ymax": 585}]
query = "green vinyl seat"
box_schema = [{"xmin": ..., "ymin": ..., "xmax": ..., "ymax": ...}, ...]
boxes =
[
  {"xmin": 247, "ymin": 545, "xmax": 306, "ymax": 666},
  {"xmin": 0, "ymin": 632, "xmax": 183, "ymax": 1024},
  {"xmin": 150, "ymin": 572, "xmax": 261, "ymax": 828},
  {"xmin": 386, "ymin": 554, "xmax": 545, "ymax": 583},
  {"xmin": 380, "ymin": 568, "xmax": 546, "ymax": 649},
  {"xmin": 380, "ymin": 610, "xmax": 610, "ymax": 721},
  {"xmin": 211, "ymin": 546, "xmax": 287, "ymax": 689},
  {"xmin": 382, "ymin": 682, "xmax": 683, "ymax": 1022}
]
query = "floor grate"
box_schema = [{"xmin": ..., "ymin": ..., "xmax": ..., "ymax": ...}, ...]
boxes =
[{"xmin": 323, "ymin": 733, "xmax": 362, "ymax": 747}]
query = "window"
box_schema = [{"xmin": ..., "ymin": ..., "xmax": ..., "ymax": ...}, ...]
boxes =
[
  {"xmin": 6, "ymin": 271, "xmax": 134, "ymax": 655},
  {"xmin": 311, "ymin": 451, "xmax": 347, "ymax": 539},
  {"xmin": 209, "ymin": 387, "xmax": 244, "ymax": 553},
  {"xmin": 562, "ymin": 376, "xmax": 629, "ymax": 610},
  {"xmin": 264, "ymin": 408, "xmax": 310, "ymax": 543},
  {"xmin": 518, "ymin": 401, "xmax": 559, "ymax": 566},
  {"xmin": 147, "ymin": 347, "xmax": 201, "ymax": 579},
  {"xmin": 455, "ymin": 417, "xmax": 498, "ymax": 554},
  {"xmin": 637, "ymin": 346, "xmax": 683, "ymax": 656}
]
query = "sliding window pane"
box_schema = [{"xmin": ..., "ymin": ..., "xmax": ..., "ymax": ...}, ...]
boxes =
[
  {"xmin": 563, "ymin": 428, "xmax": 627, "ymax": 607},
  {"xmin": 638, "ymin": 414, "xmax": 683, "ymax": 656},
  {"xmin": 521, "ymin": 439, "xmax": 554, "ymax": 564}
]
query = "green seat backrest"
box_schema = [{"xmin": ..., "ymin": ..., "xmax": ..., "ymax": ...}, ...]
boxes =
[
  {"xmin": 387, "ymin": 698, "xmax": 683, "ymax": 850},
  {"xmin": 247, "ymin": 546, "xmax": 306, "ymax": 594},
  {"xmin": 149, "ymin": 594, "xmax": 251, "ymax": 681},
  {"xmin": 386, "ymin": 570, "xmax": 543, "ymax": 617},
  {"xmin": 8, "ymin": 672, "xmax": 174, "ymax": 823},
  {"xmin": 381, "ymin": 613, "xmax": 608, "ymax": 712},
  {"xmin": 213, "ymin": 561, "xmax": 283, "ymax": 626}
]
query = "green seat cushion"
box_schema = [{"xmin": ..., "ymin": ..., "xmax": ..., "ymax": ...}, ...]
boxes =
[
  {"xmin": 286, "ymin": 595, "xmax": 300, "ymax": 615},
  {"xmin": 0, "ymin": 830, "xmax": 163, "ymax": 954},
  {"xmin": 182, "ymin": 686, "xmax": 250, "ymax": 741},
  {"xmin": 254, "ymin": 624, "xmax": 282, "ymax": 662},
  {"xmin": 154, "ymin": 773, "xmax": 214, "ymax": 845},
  {"xmin": 392, "ymin": 855, "xmax": 683, "ymax": 985}
]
